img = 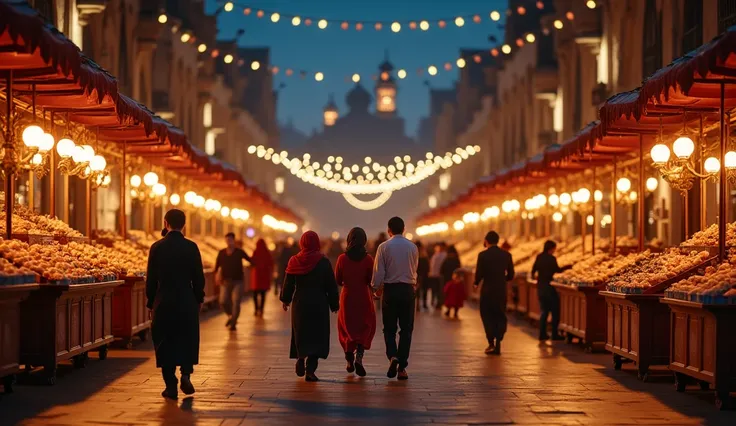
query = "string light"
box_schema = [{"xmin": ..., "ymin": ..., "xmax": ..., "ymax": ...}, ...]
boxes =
[
  {"xmin": 197, "ymin": 43, "xmax": 207, "ymax": 53},
  {"xmin": 456, "ymin": 58, "xmax": 466, "ymax": 68},
  {"xmin": 352, "ymin": 73, "xmax": 360, "ymax": 83},
  {"xmin": 223, "ymin": 54, "xmax": 234, "ymax": 64},
  {"xmin": 226, "ymin": 3, "xmax": 515, "ymax": 34},
  {"xmin": 315, "ymin": 72, "xmax": 324, "ymax": 81},
  {"xmin": 428, "ymin": 65, "xmax": 438, "ymax": 76},
  {"xmin": 251, "ymin": 60, "xmax": 260, "ymax": 70},
  {"xmin": 416, "ymin": 222, "xmax": 449, "ymax": 237},
  {"xmin": 342, "ymin": 191, "xmax": 393, "ymax": 210},
  {"xmin": 397, "ymin": 69, "xmax": 407, "ymax": 79},
  {"xmin": 247, "ymin": 145, "xmax": 481, "ymax": 195}
]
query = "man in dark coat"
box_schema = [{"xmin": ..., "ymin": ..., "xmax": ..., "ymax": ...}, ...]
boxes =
[
  {"xmin": 531, "ymin": 240, "xmax": 571, "ymax": 341},
  {"xmin": 146, "ymin": 209, "xmax": 205, "ymax": 399},
  {"xmin": 474, "ymin": 231, "xmax": 514, "ymax": 355}
]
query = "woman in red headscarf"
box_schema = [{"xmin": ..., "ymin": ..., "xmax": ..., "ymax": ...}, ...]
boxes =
[
  {"xmin": 250, "ymin": 239, "xmax": 274, "ymax": 317},
  {"xmin": 280, "ymin": 231, "xmax": 340, "ymax": 382},
  {"xmin": 335, "ymin": 227, "xmax": 375, "ymax": 377}
]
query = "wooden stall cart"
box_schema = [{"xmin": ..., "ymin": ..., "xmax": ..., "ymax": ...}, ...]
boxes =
[
  {"xmin": 516, "ymin": 275, "xmax": 531, "ymax": 316},
  {"xmin": 602, "ymin": 292, "xmax": 670, "ymax": 380},
  {"xmin": 554, "ymin": 283, "xmax": 607, "ymax": 351},
  {"xmin": 111, "ymin": 276, "xmax": 150, "ymax": 348},
  {"xmin": 0, "ymin": 284, "xmax": 38, "ymax": 392},
  {"xmin": 20, "ymin": 281, "xmax": 122, "ymax": 385},
  {"xmin": 526, "ymin": 278, "xmax": 541, "ymax": 322},
  {"xmin": 662, "ymin": 298, "xmax": 736, "ymax": 410}
]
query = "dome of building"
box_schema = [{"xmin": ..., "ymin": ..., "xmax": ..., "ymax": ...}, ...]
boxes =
[{"xmin": 346, "ymin": 83, "xmax": 372, "ymax": 112}]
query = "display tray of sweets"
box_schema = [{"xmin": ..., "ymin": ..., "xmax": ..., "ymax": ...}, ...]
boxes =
[
  {"xmin": 680, "ymin": 222, "xmax": 736, "ymax": 247},
  {"xmin": 188, "ymin": 237, "xmax": 218, "ymax": 269},
  {"xmin": 555, "ymin": 251, "xmax": 652, "ymax": 288},
  {"xmin": 665, "ymin": 254, "xmax": 736, "ymax": 304},
  {"xmin": 0, "ymin": 239, "xmax": 117, "ymax": 284},
  {"xmin": 127, "ymin": 229, "xmax": 160, "ymax": 249},
  {"xmin": 0, "ymin": 203, "xmax": 84, "ymax": 238},
  {"xmin": 0, "ymin": 257, "xmax": 38, "ymax": 285},
  {"xmin": 605, "ymin": 248, "xmax": 713, "ymax": 295}
]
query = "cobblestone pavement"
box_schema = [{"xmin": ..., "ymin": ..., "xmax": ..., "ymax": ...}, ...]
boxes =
[{"xmin": 2, "ymin": 295, "xmax": 735, "ymax": 425}]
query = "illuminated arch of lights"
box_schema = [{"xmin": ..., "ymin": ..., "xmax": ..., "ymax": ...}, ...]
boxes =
[
  {"xmin": 247, "ymin": 145, "xmax": 480, "ymax": 195},
  {"xmin": 342, "ymin": 191, "xmax": 393, "ymax": 211}
]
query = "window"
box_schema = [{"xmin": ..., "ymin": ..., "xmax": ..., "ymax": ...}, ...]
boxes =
[
  {"xmin": 682, "ymin": 0, "xmax": 703, "ymax": 53},
  {"xmin": 203, "ymin": 102, "xmax": 213, "ymax": 128},
  {"xmin": 719, "ymin": 0, "xmax": 736, "ymax": 32},
  {"xmin": 642, "ymin": 0, "xmax": 662, "ymax": 78},
  {"xmin": 376, "ymin": 86, "xmax": 396, "ymax": 113},
  {"xmin": 205, "ymin": 131, "xmax": 216, "ymax": 155}
]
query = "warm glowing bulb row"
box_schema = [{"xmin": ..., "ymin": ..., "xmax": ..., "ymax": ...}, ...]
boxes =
[
  {"xmin": 247, "ymin": 145, "xmax": 481, "ymax": 195},
  {"xmin": 416, "ymin": 222, "xmax": 449, "ymax": 237},
  {"xmin": 262, "ymin": 214, "xmax": 298, "ymax": 233},
  {"xmin": 220, "ymin": 2, "xmax": 527, "ymax": 33},
  {"xmin": 170, "ymin": 190, "xmax": 251, "ymax": 222}
]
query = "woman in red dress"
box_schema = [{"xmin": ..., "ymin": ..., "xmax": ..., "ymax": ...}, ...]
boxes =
[
  {"xmin": 335, "ymin": 227, "xmax": 376, "ymax": 377},
  {"xmin": 250, "ymin": 238, "xmax": 274, "ymax": 316}
]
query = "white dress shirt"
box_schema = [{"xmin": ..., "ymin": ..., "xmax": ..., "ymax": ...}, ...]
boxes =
[
  {"xmin": 429, "ymin": 251, "xmax": 446, "ymax": 277},
  {"xmin": 371, "ymin": 234, "xmax": 418, "ymax": 289}
]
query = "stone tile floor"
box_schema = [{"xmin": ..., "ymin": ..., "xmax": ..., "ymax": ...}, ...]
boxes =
[{"xmin": 1, "ymin": 295, "xmax": 735, "ymax": 425}]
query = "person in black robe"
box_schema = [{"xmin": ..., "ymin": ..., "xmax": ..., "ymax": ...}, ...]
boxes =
[
  {"xmin": 474, "ymin": 231, "xmax": 514, "ymax": 355},
  {"xmin": 280, "ymin": 230, "xmax": 339, "ymax": 382},
  {"xmin": 275, "ymin": 237, "xmax": 299, "ymax": 295},
  {"xmin": 415, "ymin": 241, "xmax": 431, "ymax": 311},
  {"xmin": 531, "ymin": 240, "xmax": 572, "ymax": 341},
  {"xmin": 146, "ymin": 209, "xmax": 205, "ymax": 399}
]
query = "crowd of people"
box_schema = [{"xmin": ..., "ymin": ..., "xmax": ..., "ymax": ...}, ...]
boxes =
[{"xmin": 145, "ymin": 209, "xmax": 570, "ymax": 398}]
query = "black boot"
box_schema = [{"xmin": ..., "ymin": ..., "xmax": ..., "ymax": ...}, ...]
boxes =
[
  {"xmin": 295, "ymin": 358, "xmax": 306, "ymax": 377},
  {"xmin": 345, "ymin": 351, "xmax": 355, "ymax": 373},
  {"xmin": 355, "ymin": 346, "xmax": 367, "ymax": 377}
]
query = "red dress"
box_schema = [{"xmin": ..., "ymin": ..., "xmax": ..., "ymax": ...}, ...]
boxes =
[
  {"xmin": 443, "ymin": 279, "xmax": 467, "ymax": 308},
  {"xmin": 335, "ymin": 253, "xmax": 376, "ymax": 352},
  {"xmin": 250, "ymin": 239, "xmax": 274, "ymax": 291}
]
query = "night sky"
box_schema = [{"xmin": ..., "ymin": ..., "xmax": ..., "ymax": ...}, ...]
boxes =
[{"xmin": 207, "ymin": 0, "xmax": 508, "ymax": 138}]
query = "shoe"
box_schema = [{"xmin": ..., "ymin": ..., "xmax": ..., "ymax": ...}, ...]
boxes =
[
  {"xmin": 346, "ymin": 358, "xmax": 355, "ymax": 374},
  {"xmin": 484, "ymin": 345, "xmax": 495, "ymax": 355},
  {"xmin": 295, "ymin": 359, "xmax": 306, "ymax": 377},
  {"xmin": 225, "ymin": 317, "xmax": 233, "ymax": 327},
  {"xmin": 161, "ymin": 388, "xmax": 178, "ymax": 400},
  {"xmin": 538, "ymin": 334, "xmax": 550, "ymax": 341},
  {"xmin": 444, "ymin": 309, "xmax": 450, "ymax": 317},
  {"xmin": 491, "ymin": 341, "xmax": 501, "ymax": 355},
  {"xmin": 305, "ymin": 372, "xmax": 320, "ymax": 382},
  {"xmin": 355, "ymin": 353, "xmax": 367, "ymax": 377},
  {"xmin": 397, "ymin": 369, "xmax": 409, "ymax": 380},
  {"xmin": 229, "ymin": 324, "xmax": 237, "ymax": 331},
  {"xmin": 551, "ymin": 335, "xmax": 565, "ymax": 341},
  {"xmin": 386, "ymin": 358, "xmax": 400, "ymax": 378},
  {"xmin": 180, "ymin": 375, "xmax": 196, "ymax": 395}
]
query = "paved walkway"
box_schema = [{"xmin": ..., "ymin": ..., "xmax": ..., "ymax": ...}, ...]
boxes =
[{"xmin": 2, "ymin": 294, "xmax": 735, "ymax": 425}]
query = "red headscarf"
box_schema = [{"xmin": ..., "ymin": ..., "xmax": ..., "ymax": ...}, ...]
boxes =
[{"xmin": 285, "ymin": 231, "xmax": 324, "ymax": 275}]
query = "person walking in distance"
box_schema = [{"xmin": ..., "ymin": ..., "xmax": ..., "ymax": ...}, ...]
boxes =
[
  {"xmin": 415, "ymin": 241, "xmax": 430, "ymax": 311},
  {"xmin": 146, "ymin": 209, "xmax": 206, "ymax": 399},
  {"xmin": 428, "ymin": 243, "xmax": 447, "ymax": 309},
  {"xmin": 250, "ymin": 238, "xmax": 274, "ymax": 317},
  {"xmin": 439, "ymin": 245, "xmax": 461, "ymax": 308},
  {"xmin": 214, "ymin": 232, "xmax": 253, "ymax": 331},
  {"xmin": 474, "ymin": 231, "xmax": 515, "ymax": 355},
  {"xmin": 371, "ymin": 217, "xmax": 419, "ymax": 380},
  {"xmin": 335, "ymin": 227, "xmax": 376, "ymax": 377},
  {"xmin": 276, "ymin": 237, "xmax": 298, "ymax": 295},
  {"xmin": 531, "ymin": 240, "xmax": 571, "ymax": 341}
]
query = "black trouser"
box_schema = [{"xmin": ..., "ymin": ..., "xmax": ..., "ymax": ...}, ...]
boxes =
[
  {"xmin": 345, "ymin": 344, "xmax": 365, "ymax": 361},
  {"xmin": 480, "ymin": 292, "xmax": 507, "ymax": 345},
  {"xmin": 253, "ymin": 290, "xmax": 266, "ymax": 312},
  {"xmin": 162, "ymin": 365, "xmax": 193, "ymax": 388},
  {"xmin": 538, "ymin": 284, "xmax": 560, "ymax": 339},
  {"xmin": 427, "ymin": 277, "xmax": 441, "ymax": 307},
  {"xmin": 382, "ymin": 283, "xmax": 415, "ymax": 369},
  {"xmin": 416, "ymin": 278, "xmax": 429, "ymax": 309}
]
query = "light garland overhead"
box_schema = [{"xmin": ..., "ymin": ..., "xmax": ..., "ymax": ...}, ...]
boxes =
[
  {"xmin": 247, "ymin": 145, "xmax": 481, "ymax": 195},
  {"xmin": 342, "ymin": 191, "xmax": 393, "ymax": 211},
  {"xmin": 218, "ymin": 1, "xmax": 543, "ymax": 34}
]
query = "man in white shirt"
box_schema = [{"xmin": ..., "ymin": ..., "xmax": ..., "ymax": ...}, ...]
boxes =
[{"xmin": 372, "ymin": 217, "xmax": 418, "ymax": 380}]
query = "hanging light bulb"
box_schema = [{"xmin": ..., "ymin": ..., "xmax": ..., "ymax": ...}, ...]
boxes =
[
  {"xmin": 89, "ymin": 155, "xmax": 107, "ymax": 172},
  {"xmin": 559, "ymin": 192, "xmax": 572, "ymax": 206},
  {"xmin": 270, "ymin": 13, "xmax": 280, "ymax": 23},
  {"xmin": 169, "ymin": 193, "xmax": 181, "ymax": 206},
  {"xmin": 130, "ymin": 174, "xmax": 142, "ymax": 188},
  {"xmin": 650, "ymin": 144, "xmax": 670, "ymax": 164},
  {"xmin": 616, "ymin": 177, "xmax": 632, "ymax": 193},
  {"xmin": 38, "ymin": 132, "xmax": 55, "ymax": 152},
  {"xmin": 594, "ymin": 190, "xmax": 603, "ymax": 202},
  {"xmin": 704, "ymin": 157, "xmax": 721, "ymax": 174},
  {"xmin": 646, "ymin": 177, "xmax": 659, "ymax": 192},
  {"xmin": 552, "ymin": 212, "xmax": 563, "ymax": 222},
  {"xmin": 725, "ymin": 151, "xmax": 736, "ymax": 169},
  {"xmin": 21, "ymin": 124, "xmax": 43, "ymax": 148},
  {"xmin": 672, "ymin": 136, "xmax": 695, "ymax": 159},
  {"xmin": 143, "ymin": 171, "xmax": 159, "ymax": 186}
]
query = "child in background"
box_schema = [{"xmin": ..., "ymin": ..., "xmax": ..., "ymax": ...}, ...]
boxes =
[{"xmin": 443, "ymin": 269, "xmax": 467, "ymax": 318}]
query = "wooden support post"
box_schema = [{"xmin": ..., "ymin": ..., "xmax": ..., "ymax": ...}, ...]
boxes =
[
  {"xmin": 120, "ymin": 144, "xmax": 127, "ymax": 239},
  {"xmin": 28, "ymin": 171, "xmax": 34, "ymax": 212},
  {"xmin": 638, "ymin": 135, "xmax": 645, "ymax": 253},
  {"xmin": 719, "ymin": 82, "xmax": 727, "ymax": 262},
  {"xmin": 49, "ymin": 146, "xmax": 56, "ymax": 218},
  {"xmin": 591, "ymin": 168, "xmax": 596, "ymax": 254},
  {"xmin": 85, "ymin": 179, "xmax": 92, "ymax": 237},
  {"xmin": 611, "ymin": 160, "xmax": 617, "ymax": 255},
  {"xmin": 4, "ymin": 71, "xmax": 14, "ymax": 240}
]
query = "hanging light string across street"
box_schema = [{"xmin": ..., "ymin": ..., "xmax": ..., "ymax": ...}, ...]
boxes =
[
  {"xmin": 247, "ymin": 145, "xmax": 481, "ymax": 195},
  {"xmin": 218, "ymin": 1, "xmax": 520, "ymax": 33}
]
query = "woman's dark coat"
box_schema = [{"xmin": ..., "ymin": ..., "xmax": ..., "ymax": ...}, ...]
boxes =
[
  {"xmin": 146, "ymin": 231, "xmax": 206, "ymax": 368},
  {"xmin": 280, "ymin": 257, "xmax": 340, "ymax": 359}
]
